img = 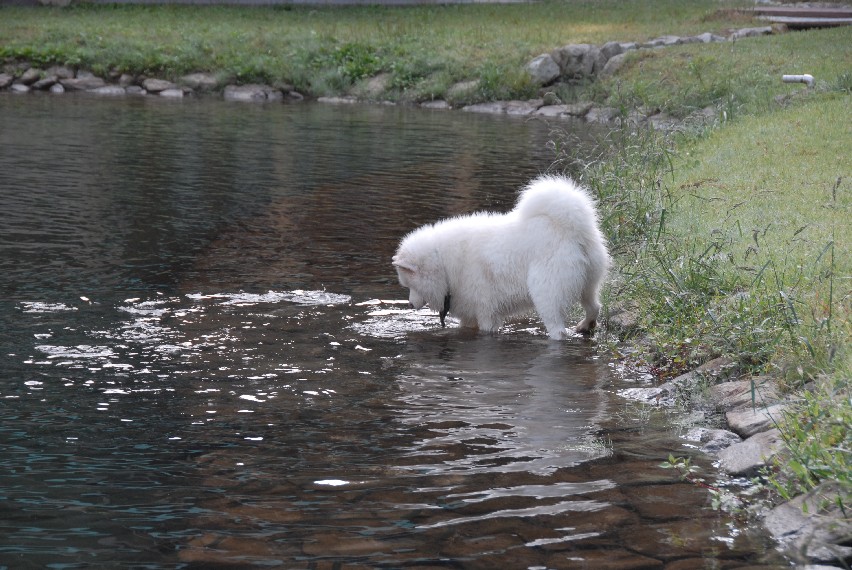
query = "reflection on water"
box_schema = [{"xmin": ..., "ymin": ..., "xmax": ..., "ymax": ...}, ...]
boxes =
[{"xmin": 0, "ymin": 95, "xmax": 786, "ymax": 568}]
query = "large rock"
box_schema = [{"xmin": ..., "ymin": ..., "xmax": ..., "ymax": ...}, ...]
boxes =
[
  {"xmin": 717, "ymin": 428, "xmax": 783, "ymax": 476},
  {"xmin": 709, "ymin": 376, "xmax": 781, "ymax": 411},
  {"xmin": 224, "ymin": 84, "xmax": 280, "ymax": 102},
  {"xmin": 763, "ymin": 481, "xmax": 852, "ymax": 564},
  {"xmin": 181, "ymin": 72, "xmax": 219, "ymax": 92},
  {"xmin": 143, "ymin": 78, "xmax": 177, "ymax": 93},
  {"xmin": 19, "ymin": 68, "xmax": 42, "ymax": 85},
  {"xmin": 60, "ymin": 75, "xmax": 106, "ymax": 91},
  {"xmin": 726, "ymin": 402, "xmax": 787, "ymax": 437},
  {"xmin": 0, "ymin": 73, "xmax": 15, "ymax": 89},
  {"xmin": 525, "ymin": 53, "xmax": 561, "ymax": 85},
  {"xmin": 550, "ymin": 44, "xmax": 606, "ymax": 79}
]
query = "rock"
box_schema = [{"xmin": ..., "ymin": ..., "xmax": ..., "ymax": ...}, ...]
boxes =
[
  {"xmin": 447, "ymin": 79, "xmax": 479, "ymax": 99},
  {"xmin": 693, "ymin": 32, "xmax": 727, "ymax": 43},
  {"xmin": 316, "ymin": 95, "xmax": 359, "ymax": 105},
  {"xmin": 285, "ymin": 91, "xmax": 305, "ymax": 102},
  {"xmin": 763, "ymin": 481, "xmax": 852, "ymax": 564},
  {"xmin": 180, "ymin": 72, "xmax": 219, "ymax": 91},
  {"xmin": 420, "ymin": 100, "xmax": 450, "ymax": 110},
  {"xmin": 45, "ymin": 65, "xmax": 75, "ymax": 79},
  {"xmin": 142, "ymin": 78, "xmax": 177, "ymax": 93},
  {"xmin": 505, "ymin": 100, "xmax": 542, "ymax": 115},
  {"xmin": 709, "ymin": 376, "xmax": 781, "ymax": 411},
  {"xmin": 585, "ymin": 106, "xmax": 619, "ymax": 123},
  {"xmin": 462, "ymin": 102, "xmax": 506, "ymax": 114},
  {"xmin": 125, "ymin": 85, "xmax": 146, "ymax": 95},
  {"xmin": 0, "ymin": 73, "xmax": 15, "ymax": 89},
  {"xmin": 619, "ymin": 41, "xmax": 639, "ymax": 52},
  {"xmin": 19, "ymin": 68, "xmax": 42, "ymax": 85},
  {"xmin": 600, "ymin": 40, "xmax": 624, "ymax": 60},
  {"xmin": 717, "ymin": 428, "xmax": 783, "ymax": 476},
  {"xmin": 224, "ymin": 84, "xmax": 280, "ymax": 102},
  {"xmin": 159, "ymin": 88, "xmax": 185, "ymax": 98},
  {"xmin": 359, "ymin": 72, "xmax": 391, "ymax": 99},
  {"xmin": 618, "ymin": 382, "xmax": 676, "ymax": 406},
  {"xmin": 551, "ymin": 44, "xmax": 607, "ymax": 78},
  {"xmin": 600, "ymin": 52, "xmax": 628, "ymax": 78},
  {"xmin": 49, "ymin": 83, "xmax": 65, "ymax": 94},
  {"xmin": 683, "ymin": 427, "xmax": 742, "ymax": 455},
  {"xmin": 525, "ymin": 53, "xmax": 561, "ymax": 86},
  {"xmin": 32, "ymin": 75, "xmax": 58, "ymax": 90},
  {"xmin": 10, "ymin": 83, "xmax": 31, "ymax": 94},
  {"xmin": 730, "ymin": 26, "xmax": 774, "ymax": 40},
  {"xmin": 118, "ymin": 74, "xmax": 136, "ymax": 87},
  {"xmin": 60, "ymin": 76, "xmax": 106, "ymax": 91},
  {"xmin": 726, "ymin": 402, "xmax": 787, "ymax": 437},
  {"xmin": 90, "ymin": 85, "xmax": 126, "ymax": 96},
  {"xmin": 648, "ymin": 112, "xmax": 679, "ymax": 131}
]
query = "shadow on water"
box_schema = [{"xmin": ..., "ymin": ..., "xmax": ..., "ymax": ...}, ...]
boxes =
[{"xmin": 0, "ymin": 95, "xmax": 787, "ymax": 568}]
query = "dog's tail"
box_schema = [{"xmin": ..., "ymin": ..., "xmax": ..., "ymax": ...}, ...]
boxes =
[{"xmin": 515, "ymin": 175, "xmax": 601, "ymax": 233}]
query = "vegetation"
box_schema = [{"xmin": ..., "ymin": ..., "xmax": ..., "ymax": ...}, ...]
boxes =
[{"xmin": 1, "ymin": 0, "xmax": 849, "ymax": 506}]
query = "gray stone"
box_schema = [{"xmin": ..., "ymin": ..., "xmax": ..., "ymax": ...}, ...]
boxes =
[
  {"xmin": 551, "ymin": 43, "xmax": 606, "ymax": 78},
  {"xmin": 600, "ymin": 53, "xmax": 628, "ymax": 78},
  {"xmin": 10, "ymin": 83, "xmax": 30, "ymax": 94},
  {"xmin": 60, "ymin": 76, "xmax": 106, "ymax": 91},
  {"xmin": 420, "ymin": 100, "xmax": 450, "ymax": 110},
  {"xmin": 19, "ymin": 68, "xmax": 42, "ymax": 85},
  {"xmin": 585, "ymin": 106, "xmax": 619, "ymax": 123},
  {"xmin": 49, "ymin": 83, "xmax": 65, "ymax": 94},
  {"xmin": 447, "ymin": 79, "xmax": 479, "ymax": 99},
  {"xmin": 125, "ymin": 85, "xmax": 146, "ymax": 95},
  {"xmin": 32, "ymin": 75, "xmax": 58, "ymax": 90},
  {"xmin": 717, "ymin": 428, "xmax": 783, "ymax": 476},
  {"xmin": 709, "ymin": 376, "xmax": 781, "ymax": 411},
  {"xmin": 143, "ymin": 78, "xmax": 177, "ymax": 93},
  {"xmin": 600, "ymin": 40, "xmax": 624, "ymax": 60},
  {"xmin": 618, "ymin": 382, "xmax": 676, "ymax": 406},
  {"xmin": 694, "ymin": 32, "xmax": 727, "ymax": 43},
  {"xmin": 726, "ymin": 402, "xmax": 787, "ymax": 437},
  {"xmin": 180, "ymin": 72, "xmax": 219, "ymax": 91},
  {"xmin": 525, "ymin": 53, "xmax": 561, "ymax": 86},
  {"xmin": 90, "ymin": 85, "xmax": 126, "ymax": 96},
  {"xmin": 0, "ymin": 73, "xmax": 16, "ymax": 89},
  {"xmin": 118, "ymin": 74, "xmax": 136, "ymax": 87},
  {"xmin": 462, "ymin": 102, "xmax": 506, "ymax": 114},
  {"xmin": 505, "ymin": 100, "xmax": 542, "ymax": 115},
  {"xmin": 45, "ymin": 65, "xmax": 75, "ymax": 79},
  {"xmin": 763, "ymin": 481, "xmax": 852, "ymax": 564},
  {"xmin": 731, "ymin": 26, "xmax": 774, "ymax": 40},
  {"xmin": 224, "ymin": 84, "xmax": 272, "ymax": 102},
  {"xmin": 159, "ymin": 88, "xmax": 185, "ymax": 98},
  {"xmin": 619, "ymin": 42, "xmax": 639, "ymax": 52},
  {"xmin": 535, "ymin": 104, "xmax": 573, "ymax": 118},
  {"xmin": 316, "ymin": 95, "xmax": 359, "ymax": 105},
  {"xmin": 683, "ymin": 427, "xmax": 742, "ymax": 455}
]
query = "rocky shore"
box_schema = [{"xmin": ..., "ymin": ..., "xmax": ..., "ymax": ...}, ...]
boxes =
[{"xmin": 1, "ymin": 24, "xmax": 782, "ymax": 134}]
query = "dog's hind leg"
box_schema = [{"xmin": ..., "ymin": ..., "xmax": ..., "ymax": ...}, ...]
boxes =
[{"xmin": 575, "ymin": 277, "xmax": 602, "ymax": 335}]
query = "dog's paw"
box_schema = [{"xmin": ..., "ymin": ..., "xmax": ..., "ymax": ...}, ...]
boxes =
[{"xmin": 574, "ymin": 320, "xmax": 596, "ymax": 336}]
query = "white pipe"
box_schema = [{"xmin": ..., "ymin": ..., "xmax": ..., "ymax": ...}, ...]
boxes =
[{"xmin": 782, "ymin": 74, "xmax": 815, "ymax": 87}]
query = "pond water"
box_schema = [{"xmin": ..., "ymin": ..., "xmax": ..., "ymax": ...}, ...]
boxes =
[{"xmin": 0, "ymin": 95, "xmax": 788, "ymax": 568}]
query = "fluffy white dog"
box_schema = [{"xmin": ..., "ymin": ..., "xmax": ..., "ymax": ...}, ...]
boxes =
[{"xmin": 392, "ymin": 175, "xmax": 610, "ymax": 339}]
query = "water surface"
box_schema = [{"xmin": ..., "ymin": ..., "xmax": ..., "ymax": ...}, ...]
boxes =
[{"xmin": 0, "ymin": 95, "xmax": 787, "ymax": 568}]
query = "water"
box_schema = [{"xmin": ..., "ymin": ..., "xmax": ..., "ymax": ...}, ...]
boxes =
[{"xmin": 0, "ymin": 94, "xmax": 787, "ymax": 568}]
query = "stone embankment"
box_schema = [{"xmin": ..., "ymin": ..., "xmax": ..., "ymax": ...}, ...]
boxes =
[
  {"xmin": 1, "ymin": 24, "xmax": 781, "ymax": 132},
  {"xmin": 617, "ymin": 354, "xmax": 851, "ymax": 567}
]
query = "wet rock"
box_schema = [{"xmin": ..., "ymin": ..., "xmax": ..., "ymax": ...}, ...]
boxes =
[
  {"xmin": 224, "ymin": 84, "xmax": 281, "ymax": 102},
  {"xmin": 683, "ymin": 427, "xmax": 742, "ymax": 455},
  {"xmin": 142, "ymin": 78, "xmax": 177, "ymax": 93},
  {"xmin": 726, "ymin": 403, "xmax": 787, "ymax": 437},
  {"xmin": 763, "ymin": 481, "xmax": 852, "ymax": 564},
  {"xmin": 420, "ymin": 100, "xmax": 450, "ymax": 110},
  {"xmin": 0, "ymin": 73, "xmax": 13, "ymax": 89},
  {"xmin": 90, "ymin": 85, "xmax": 126, "ymax": 96},
  {"xmin": 462, "ymin": 101, "xmax": 507, "ymax": 114},
  {"xmin": 49, "ymin": 83, "xmax": 65, "ymax": 94},
  {"xmin": 717, "ymin": 428, "xmax": 783, "ymax": 476},
  {"xmin": 60, "ymin": 75, "xmax": 106, "ymax": 91},
  {"xmin": 525, "ymin": 53, "xmax": 561, "ymax": 86},
  {"xmin": 562, "ymin": 549, "xmax": 663, "ymax": 569},
  {"xmin": 10, "ymin": 83, "xmax": 30, "ymax": 94},
  {"xmin": 125, "ymin": 85, "xmax": 145, "ymax": 95},
  {"xmin": 301, "ymin": 533, "xmax": 387, "ymax": 557},
  {"xmin": 622, "ymin": 483, "xmax": 709, "ymax": 521},
  {"xmin": 159, "ymin": 88, "xmax": 185, "ymax": 98},
  {"xmin": 181, "ymin": 72, "xmax": 219, "ymax": 92},
  {"xmin": 316, "ymin": 95, "xmax": 359, "ymax": 105}
]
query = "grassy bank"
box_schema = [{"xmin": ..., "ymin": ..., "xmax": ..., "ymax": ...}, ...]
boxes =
[
  {"xmin": 0, "ymin": 0, "xmax": 757, "ymax": 103},
  {"xmin": 2, "ymin": 1, "xmax": 849, "ymax": 504}
]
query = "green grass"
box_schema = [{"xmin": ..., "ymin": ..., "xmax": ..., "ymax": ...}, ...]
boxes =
[{"xmin": 0, "ymin": 0, "xmax": 757, "ymax": 101}]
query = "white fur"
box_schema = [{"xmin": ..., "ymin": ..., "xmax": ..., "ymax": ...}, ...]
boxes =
[{"xmin": 392, "ymin": 175, "xmax": 611, "ymax": 339}]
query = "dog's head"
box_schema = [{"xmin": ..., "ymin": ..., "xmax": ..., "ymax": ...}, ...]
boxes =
[{"xmin": 392, "ymin": 255, "xmax": 428, "ymax": 310}]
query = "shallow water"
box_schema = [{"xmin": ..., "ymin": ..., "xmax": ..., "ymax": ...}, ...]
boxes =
[{"xmin": 0, "ymin": 94, "xmax": 788, "ymax": 568}]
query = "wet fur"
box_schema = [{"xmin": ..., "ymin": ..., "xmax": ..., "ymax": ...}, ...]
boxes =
[{"xmin": 393, "ymin": 175, "xmax": 610, "ymax": 340}]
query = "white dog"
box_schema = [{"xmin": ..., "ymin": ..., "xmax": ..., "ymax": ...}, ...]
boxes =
[{"xmin": 392, "ymin": 175, "xmax": 610, "ymax": 339}]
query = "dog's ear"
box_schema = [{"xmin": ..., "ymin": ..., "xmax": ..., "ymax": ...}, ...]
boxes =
[{"xmin": 392, "ymin": 257, "xmax": 418, "ymax": 273}]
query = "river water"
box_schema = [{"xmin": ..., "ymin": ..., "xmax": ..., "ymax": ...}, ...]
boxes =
[{"xmin": 0, "ymin": 94, "xmax": 787, "ymax": 568}]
